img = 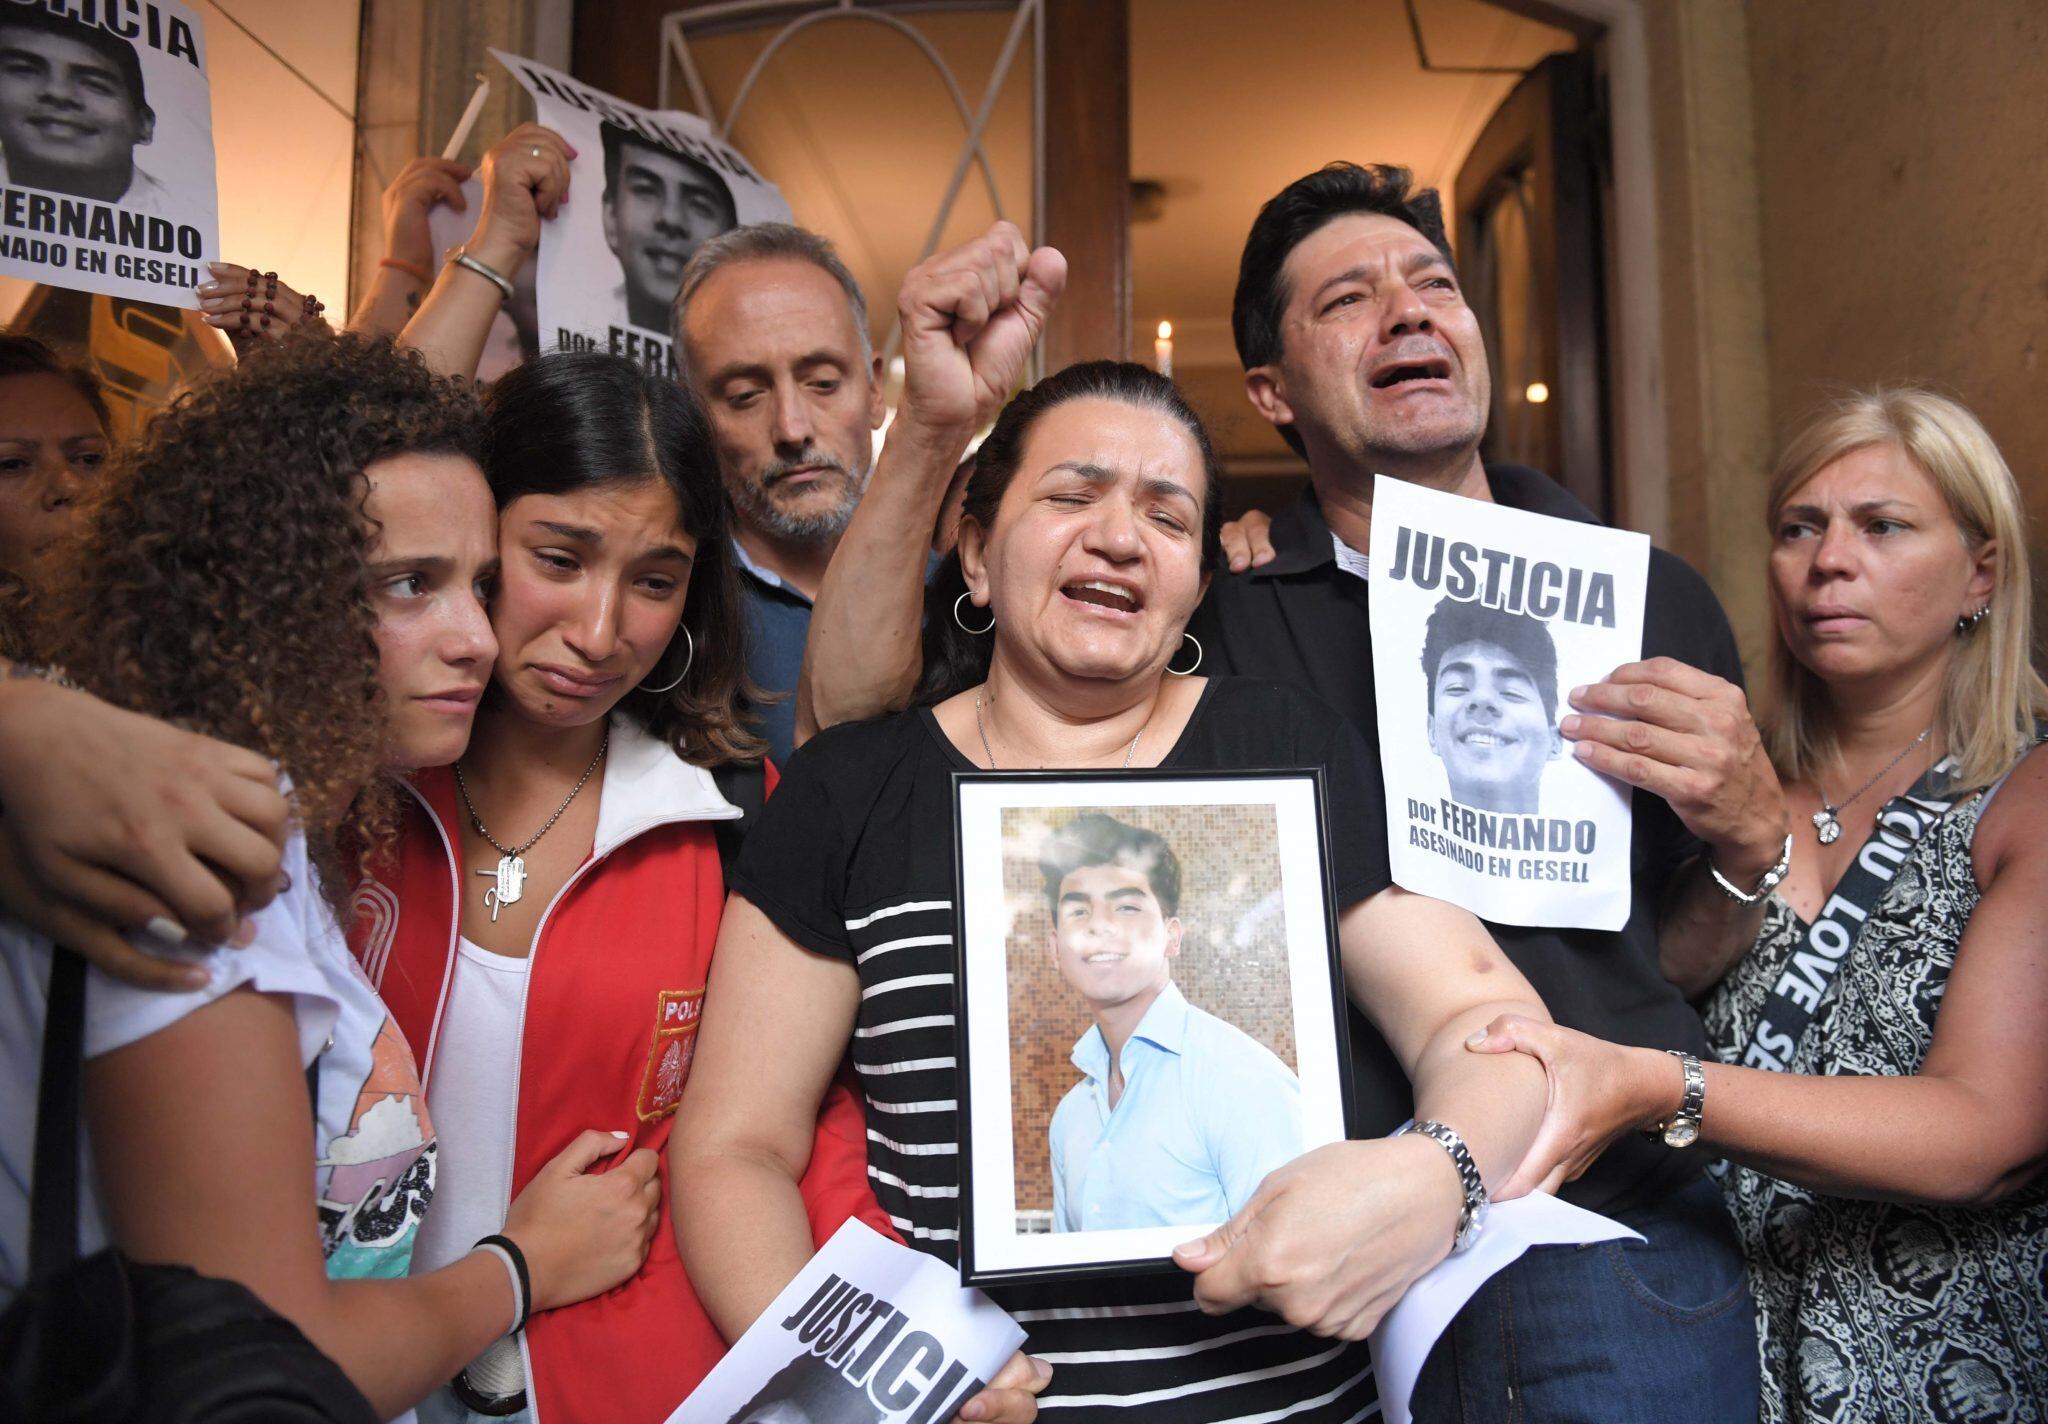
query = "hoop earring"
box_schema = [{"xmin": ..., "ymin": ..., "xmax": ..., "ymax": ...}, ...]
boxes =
[
  {"xmin": 638, "ymin": 625, "xmax": 695, "ymax": 694},
  {"xmin": 952, "ymin": 591, "xmax": 995, "ymax": 635},
  {"xmin": 1956, "ymin": 606, "xmax": 1990, "ymax": 635},
  {"xmin": 1167, "ymin": 632, "xmax": 1203, "ymax": 677}
]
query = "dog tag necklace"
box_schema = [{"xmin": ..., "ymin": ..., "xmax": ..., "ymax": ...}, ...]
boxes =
[
  {"xmin": 452, "ymin": 730, "xmax": 608, "ymax": 921},
  {"xmin": 1811, "ymin": 725, "xmax": 1930, "ymax": 845}
]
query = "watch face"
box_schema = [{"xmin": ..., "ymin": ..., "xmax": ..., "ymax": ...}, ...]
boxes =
[
  {"xmin": 1453, "ymin": 1211, "xmax": 1484, "ymax": 1254},
  {"xmin": 1664, "ymin": 1119, "xmax": 1700, "ymax": 1149}
]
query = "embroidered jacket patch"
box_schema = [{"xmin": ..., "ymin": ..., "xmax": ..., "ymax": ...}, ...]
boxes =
[{"xmin": 638, "ymin": 988, "xmax": 704, "ymax": 1122}]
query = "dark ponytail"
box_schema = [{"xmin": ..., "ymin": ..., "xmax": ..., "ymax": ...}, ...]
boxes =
[{"xmin": 915, "ymin": 360, "xmax": 1225, "ymax": 704}]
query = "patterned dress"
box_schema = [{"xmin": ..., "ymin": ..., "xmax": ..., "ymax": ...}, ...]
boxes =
[{"xmin": 1702, "ymin": 790, "xmax": 2048, "ymax": 1423}]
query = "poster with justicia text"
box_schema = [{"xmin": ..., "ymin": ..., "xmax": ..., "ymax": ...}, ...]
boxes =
[
  {"xmin": 490, "ymin": 49, "xmax": 789, "ymax": 381},
  {"xmin": 1367, "ymin": 476, "xmax": 1649, "ymax": 930},
  {"xmin": 0, "ymin": 0, "xmax": 217, "ymax": 305},
  {"xmin": 666, "ymin": 1219, "xmax": 1024, "ymax": 1424}
]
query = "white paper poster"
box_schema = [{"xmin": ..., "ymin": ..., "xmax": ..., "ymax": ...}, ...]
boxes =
[
  {"xmin": 1368, "ymin": 475, "xmax": 1650, "ymax": 930},
  {"xmin": 491, "ymin": 49, "xmax": 789, "ymax": 380},
  {"xmin": 0, "ymin": 1, "xmax": 218, "ymax": 305},
  {"xmin": 667, "ymin": 1219, "xmax": 1026, "ymax": 1424},
  {"xmin": 1368, "ymin": 1191, "xmax": 1643, "ymax": 1424},
  {"xmin": 426, "ymin": 177, "xmax": 534, "ymax": 384}
]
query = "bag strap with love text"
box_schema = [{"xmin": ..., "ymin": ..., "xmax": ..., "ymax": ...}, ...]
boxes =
[{"xmin": 1740, "ymin": 754, "xmax": 1961, "ymax": 1072}]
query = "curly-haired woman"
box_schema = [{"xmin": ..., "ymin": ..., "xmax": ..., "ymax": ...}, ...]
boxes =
[
  {"xmin": 0, "ymin": 310, "xmax": 333, "ymax": 979},
  {"xmin": 1468, "ymin": 389, "xmax": 2048, "ymax": 1422},
  {"xmin": 353, "ymin": 352, "xmax": 889, "ymax": 1424},
  {"xmin": 0, "ymin": 334, "xmax": 663, "ymax": 1422}
]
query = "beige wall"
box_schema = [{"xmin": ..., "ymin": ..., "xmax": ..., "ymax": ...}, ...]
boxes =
[
  {"xmin": 205, "ymin": 0, "xmax": 361, "ymax": 314},
  {"xmin": 1622, "ymin": 0, "xmax": 2046, "ymax": 679},
  {"xmin": 1745, "ymin": 0, "xmax": 2048, "ymax": 635},
  {"xmin": 1640, "ymin": 0, "xmax": 1776, "ymax": 674}
]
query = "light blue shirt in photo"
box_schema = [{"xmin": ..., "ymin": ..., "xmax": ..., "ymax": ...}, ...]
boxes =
[{"xmin": 1049, "ymin": 980, "xmax": 1303, "ymax": 1233}]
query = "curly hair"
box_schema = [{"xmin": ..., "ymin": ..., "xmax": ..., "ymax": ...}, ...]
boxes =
[{"xmin": 38, "ymin": 332, "xmax": 487, "ymax": 912}]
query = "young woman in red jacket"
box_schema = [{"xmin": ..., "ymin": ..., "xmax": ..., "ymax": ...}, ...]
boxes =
[
  {"xmin": 353, "ymin": 352, "xmax": 888, "ymax": 1424},
  {"xmin": 2, "ymin": 334, "xmax": 662, "ymax": 1423}
]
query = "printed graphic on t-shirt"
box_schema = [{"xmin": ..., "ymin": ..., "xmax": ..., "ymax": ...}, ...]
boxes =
[
  {"xmin": 319, "ymin": 1010, "xmax": 436, "ymax": 1280},
  {"xmin": 348, "ymin": 875, "xmax": 401, "ymax": 989},
  {"xmin": 638, "ymin": 987, "xmax": 703, "ymax": 1122}
]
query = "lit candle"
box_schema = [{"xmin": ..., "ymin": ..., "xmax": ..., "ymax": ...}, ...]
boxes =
[{"xmin": 1154, "ymin": 320, "xmax": 1174, "ymax": 378}]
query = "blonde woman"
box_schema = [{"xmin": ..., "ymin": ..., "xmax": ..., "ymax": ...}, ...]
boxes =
[{"xmin": 1466, "ymin": 388, "xmax": 2048, "ymax": 1422}]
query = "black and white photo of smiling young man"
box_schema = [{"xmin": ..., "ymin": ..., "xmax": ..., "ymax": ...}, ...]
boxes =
[
  {"xmin": 1422, "ymin": 596, "xmax": 1563, "ymax": 813},
  {"xmin": 0, "ymin": 7, "xmax": 169, "ymax": 213},
  {"xmin": 601, "ymin": 119, "xmax": 738, "ymax": 334}
]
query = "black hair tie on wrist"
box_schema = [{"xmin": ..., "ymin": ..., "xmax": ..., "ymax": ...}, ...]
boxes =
[{"xmin": 476, "ymin": 1233, "xmax": 532, "ymax": 1334}]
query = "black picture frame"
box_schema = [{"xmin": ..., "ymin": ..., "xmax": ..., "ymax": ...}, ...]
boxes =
[{"xmin": 952, "ymin": 767, "xmax": 1355, "ymax": 1287}]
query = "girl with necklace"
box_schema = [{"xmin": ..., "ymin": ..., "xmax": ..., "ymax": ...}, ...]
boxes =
[
  {"xmin": 1471, "ymin": 388, "xmax": 2048, "ymax": 1423},
  {"xmin": 0, "ymin": 335, "xmax": 661, "ymax": 1420},
  {"xmin": 353, "ymin": 352, "xmax": 888, "ymax": 1424}
]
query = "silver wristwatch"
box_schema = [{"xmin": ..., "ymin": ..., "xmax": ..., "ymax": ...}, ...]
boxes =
[
  {"xmin": 1648, "ymin": 1050, "xmax": 1706, "ymax": 1148},
  {"xmin": 1707, "ymin": 833, "xmax": 1792, "ymax": 905},
  {"xmin": 1398, "ymin": 1118, "xmax": 1488, "ymax": 1254}
]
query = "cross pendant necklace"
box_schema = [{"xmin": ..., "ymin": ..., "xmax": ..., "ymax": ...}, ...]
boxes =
[
  {"xmin": 1811, "ymin": 725, "xmax": 1931, "ymax": 846},
  {"xmin": 451, "ymin": 730, "xmax": 608, "ymax": 921}
]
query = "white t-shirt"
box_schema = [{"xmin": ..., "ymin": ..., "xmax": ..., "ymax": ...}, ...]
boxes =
[
  {"xmin": 0, "ymin": 830, "xmax": 438, "ymax": 1302},
  {"xmin": 413, "ymin": 935, "xmax": 524, "ymax": 1274},
  {"xmin": 413, "ymin": 938, "xmax": 530, "ymax": 1405}
]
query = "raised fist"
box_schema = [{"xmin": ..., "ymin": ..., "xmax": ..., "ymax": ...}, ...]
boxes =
[{"xmin": 896, "ymin": 221, "xmax": 1066, "ymax": 435}]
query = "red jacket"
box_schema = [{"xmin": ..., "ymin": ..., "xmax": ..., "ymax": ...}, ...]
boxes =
[{"xmin": 349, "ymin": 717, "xmax": 889, "ymax": 1423}]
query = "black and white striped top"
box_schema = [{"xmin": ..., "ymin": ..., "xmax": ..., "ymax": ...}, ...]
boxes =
[{"xmin": 730, "ymin": 679, "xmax": 1392, "ymax": 1423}]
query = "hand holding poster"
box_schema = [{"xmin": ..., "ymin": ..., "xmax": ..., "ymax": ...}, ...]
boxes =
[
  {"xmin": 1367, "ymin": 476, "xmax": 1650, "ymax": 930},
  {"xmin": 0, "ymin": 0, "xmax": 217, "ymax": 305},
  {"xmin": 666, "ymin": 1219, "xmax": 1025, "ymax": 1424},
  {"xmin": 489, "ymin": 49, "xmax": 789, "ymax": 378},
  {"xmin": 426, "ymin": 175, "xmax": 535, "ymax": 382}
]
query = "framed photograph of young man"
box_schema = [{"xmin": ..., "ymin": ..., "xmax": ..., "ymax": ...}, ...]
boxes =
[{"xmin": 952, "ymin": 770, "xmax": 1353, "ymax": 1286}]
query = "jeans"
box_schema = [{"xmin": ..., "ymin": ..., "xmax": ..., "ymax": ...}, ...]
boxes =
[{"xmin": 1409, "ymin": 1175, "xmax": 1759, "ymax": 1423}]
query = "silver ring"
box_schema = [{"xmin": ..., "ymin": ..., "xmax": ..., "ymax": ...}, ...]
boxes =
[{"xmin": 529, "ymin": 146, "xmax": 542, "ymax": 159}]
